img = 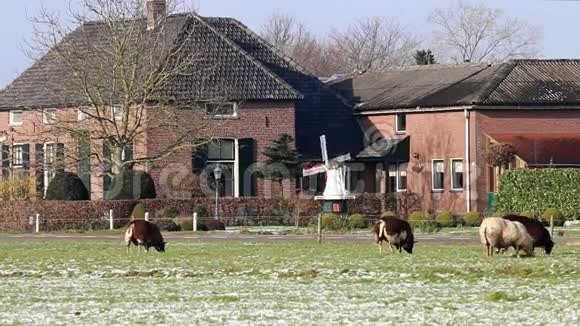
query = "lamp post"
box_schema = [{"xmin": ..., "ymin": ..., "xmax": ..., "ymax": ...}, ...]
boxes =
[{"xmin": 213, "ymin": 164, "xmax": 223, "ymax": 220}]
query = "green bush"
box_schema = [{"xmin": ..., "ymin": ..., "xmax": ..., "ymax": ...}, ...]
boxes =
[
  {"xmin": 382, "ymin": 211, "xmax": 396, "ymax": 217},
  {"xmin": 45, "ymin": 172, "xmax": 90, "ymax": 201},
  {"xmin": 131, "ymin": 203, "xmax": 146, "ymax": 219},
  {"xmin": 105, "ymin": 169, "xmax": 156, "ymax": 200},
  {"xmin": 541, "ymin": 208, "xmax": 565, "ymax": 227},
  {"xmin": 463, "ymin": 212, "xmax": 483, "ymax": 226},
  {"xmin": 519, "ymin": 210, "xmax": 535, "ymax": 218},
  {"xmin": 321, "ymin": 213, "xmax": 345, "ymax": 231},
  {"xmin": 347, "ymin": 214, "xmax": 367, "ymax": 229},
  {"xmin": 408, "ymin": 211, "xmax": 427, "ymax": 229},
  {"xmin": 435, "ymin": 211, "xmax": 455, "ymax": 227},
  {"xmin": 155, "ymin": 219, "xmax": 181, "ymax": 232},
  {"xmin": 496, "ymin": 169, "xmax": 580, "ymax": 219},
  {"xmin": 162, "ymin": 206, "xmax": 179, "ymax": 219},
  {"xmin": 174, "ymin": 216, "xmax": 193, "ymax": 231}
]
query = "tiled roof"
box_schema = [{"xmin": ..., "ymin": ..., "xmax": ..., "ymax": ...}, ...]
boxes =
[
  {"xmin": 0, "ymin": 13, "xmax": 302, "ymax": 109},
  {"xmin": 484, "ymin": 60, "xmax": 580, "ymax": 105},
  {"xmin": 489, "ymin": 133, "xmax": 580, "ymax": 166},
  {"xmin": 330, "ymin": 60, "xmax": 580, "ymax": 112}
]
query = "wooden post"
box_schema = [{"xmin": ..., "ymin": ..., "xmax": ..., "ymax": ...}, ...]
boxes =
[
  {"xmin": 317, "ymin": 213, "xmax": 322, "ymax": 244},
  {"xmin": 550, "ymin": 214, "xmax": 554, "ymax": 238},
  {"xmin": 145, "ymin": 212, "xmax": 149, "ymax": 222},
  {"xmin": 193, "ymin": 212, "xmax": 198, "ymax": 232},
  {"xmin": 35, "ymin": 214, "xmax": 40, "ymax": 233},
  {"xmin": 109, "ymin": 209, "xmax": 114, "ymax": 230}
]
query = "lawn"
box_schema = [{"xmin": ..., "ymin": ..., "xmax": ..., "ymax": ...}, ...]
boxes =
[{"xmin": 0, "ymin": 240, "xmax": 578, "ymax": 325}]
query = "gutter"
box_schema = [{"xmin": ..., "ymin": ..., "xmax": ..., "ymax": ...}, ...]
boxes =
[
  {"xmin": 465, "ymin": 108, "xmax": 472, "ymax": 212},
  {"xmin": 354, "ymin": 105, "xmax": 474, "ymax": 115}
]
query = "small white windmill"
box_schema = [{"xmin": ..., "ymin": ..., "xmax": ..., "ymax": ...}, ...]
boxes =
[{"xmin": 303, "ymin": 135, "xmax": 355, "ymax": 201}]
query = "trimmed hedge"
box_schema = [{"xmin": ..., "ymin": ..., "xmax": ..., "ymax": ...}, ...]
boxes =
[
  {"xmin": 106, "ymin": 170, "xmax": 156, "ymax": 200},
  {"xmin": 347, "ymin": 214, "xmax": 367, "ymax": 229},
  {"xmin": 496, "ymin": 169, "xmax": 580, "ymax": 219},
  {"xmin": 541, "ymin": 208, "xmax": 565, "ymax": 227},
  {"xmin": 435, "ymin": 211, "xmax": 455, "ymax": 227},
  {"xmin": 45, "ymin": 172, "xmax": 89, "ymax": 201},
  {"xmin": 462, "ymin": 212, "xmax": 482, "ymax": 226}
]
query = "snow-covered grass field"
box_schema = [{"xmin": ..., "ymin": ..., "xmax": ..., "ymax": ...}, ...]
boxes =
[{"xmin": 0, "ymin": 240, "xmax": 578, "ymax": 325}]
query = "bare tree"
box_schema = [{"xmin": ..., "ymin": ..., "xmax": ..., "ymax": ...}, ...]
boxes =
[
  {"xmin": 327, "ymin": 17, "xmax": 418, "ymax": 73},
  {"xmin": 428, "ymin": 1, "xmax": 542, "ymax": 63},
  {"xmin": 27, "ymin": 0, "xmax": 222, "ymax": 183},
  {"xmin": 260, "ymin": 14, "xmax": 332, "ymax": 76}
]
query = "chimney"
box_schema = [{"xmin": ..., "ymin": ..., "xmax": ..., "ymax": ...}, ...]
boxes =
[{"xmin": 147, "ymin": 0, "xmax": 166, "ymax": 30}]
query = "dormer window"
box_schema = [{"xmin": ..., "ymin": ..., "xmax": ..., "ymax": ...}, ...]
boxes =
[
  {"xmin": 205, "ymin": 102, "xmax": 238, "ymax": 118},
  {"xmin": 396, "ymin": 113, "xmax": 406, "ymax": 133},
  {"xmin": 43, "ymin": 109, "xmax": 57, "ymax": 125}
]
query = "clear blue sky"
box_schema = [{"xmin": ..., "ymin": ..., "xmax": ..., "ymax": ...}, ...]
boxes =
[{"xmin": 1, "ymin": 0, "xmax": 579, "ymax": 88}]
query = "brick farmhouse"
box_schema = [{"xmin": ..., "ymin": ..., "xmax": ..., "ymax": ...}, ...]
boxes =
[
  {"xmin": 330, "ymin": 60, "xmax": 580, "ymax": 213},
  {"xmin": 1, "ymin": 1, "xmax": 579, "ymax": 214}
]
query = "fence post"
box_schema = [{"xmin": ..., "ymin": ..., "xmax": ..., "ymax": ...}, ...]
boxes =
[
  {"xmin": 550, "ymin": 214, "xmax": 554, "ymax": 237},
  {"xmin": 193, "ymin": 212, "xmax": 198, "ymax": 232},
  {"xmin": 35, "ymin": 214, "xmax": 40, "ymax": 233},
  {"xmin": 109, "ymin": 209, "xmax": 114, "ymax": 230},
  {"xmin": 145, "ymin": 212, "xmax": 149, "ymax": 222},
  {"xmin": 317, "ymin": 213, "xmax": 322, "ymax": 244}
]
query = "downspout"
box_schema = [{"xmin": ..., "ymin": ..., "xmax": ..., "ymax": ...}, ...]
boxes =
[{"xmin": 464, "ymin": 108, "xmax": 471, "ymax": 212}]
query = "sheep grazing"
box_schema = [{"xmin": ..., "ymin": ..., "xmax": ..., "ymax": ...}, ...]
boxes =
[
  {"xmin": 479, "ymin": 217, "xmax": 534, "ymax": 257},
  {"xmin": 373, "ymin": 216, "xmax": 415, "ymax": 254},
  {"xmin": 502, "ymin": 215, "xmax": 555, "ymax": 255}
]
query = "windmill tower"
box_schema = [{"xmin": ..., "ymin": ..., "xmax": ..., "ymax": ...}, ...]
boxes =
[{"xmin": 303, "ymin": 135, "xmax": 355, "ymax": 213}]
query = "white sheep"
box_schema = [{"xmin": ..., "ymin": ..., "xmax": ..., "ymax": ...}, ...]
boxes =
[{"xmin": 479, "ymin": 217, "xmax": 534, "ymax": 257}]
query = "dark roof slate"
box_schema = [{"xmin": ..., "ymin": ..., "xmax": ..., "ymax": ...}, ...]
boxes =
[
  {"xmin": 0, "ymin": 13, "xmax": 302, "ymax": 109},
  {"xmin": 330, "ymin": 60, "xmax": 580, "ymax": 112}
]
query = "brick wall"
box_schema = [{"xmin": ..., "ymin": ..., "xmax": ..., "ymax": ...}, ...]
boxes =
[{"xmin": 144, "ymin": 101, "xmax": 297, "ymax": 199}]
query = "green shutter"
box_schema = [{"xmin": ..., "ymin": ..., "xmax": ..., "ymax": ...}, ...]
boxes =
[
  {"xmin": 192, "ymin": 143, "xmax": 208, "ymax": 175},
  {"xmin": 1, "ymin": 145, "xmax": 9, "ymax": 178},
  {"xmin": 35, "ymin": 144, "xmax": 45, "ymax": 193},
  {"xmin": 78, "ymin": 136, "xmax": 91, "ymax": 194},
  {"xmin": 22, "ymin": 144, "xmax": 30, "ymax": 172},
  {"xmin": 56, "ymin": 143, "xmax": 65, "ymax": 173},
  {"xmin": 103, "ymin": 141, "xmax": 112, "ymax": 194},
  {"xmin": 238, "ymin": 138, "xmax": 256, "ymax": 197}
]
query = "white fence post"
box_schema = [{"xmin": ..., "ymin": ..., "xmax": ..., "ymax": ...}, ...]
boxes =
[
  {"xmin": 145, "ymin": 212, "xmax": 149, "ymax": 222},
  {"xmin": 193, "ymin": 212, "xmax": 198, "ymax": 232},
  {"xmin": 109, "ymin": 209, "xmax": 114, "ymax": 230},
  {"xmin": 35, "ymin": 214, "xmax": 40, "ymax": 233}
]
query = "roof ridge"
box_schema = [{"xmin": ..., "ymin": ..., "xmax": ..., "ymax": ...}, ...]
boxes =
[{"xmin": 192, "ymin": 15, "xmax": 303, "ymax": 99}]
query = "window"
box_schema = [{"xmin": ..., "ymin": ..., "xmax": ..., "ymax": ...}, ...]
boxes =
[
  {"xmin": 432, "ymin": 160, "xmax": 444, "ymax": 191},
  {"xmin": 205, "ymin": 103, "xmax": 237, "ymax": 118},
  {"xmin": 397, "ymin": 163, "xmax": 407, "ymax": 191},
  {"xmin": 12, "ymin": 145, "xmax": 24, "ymax": 167},
  {"xmin": 78, "ymin": 108, "xmax": 88, "ymax": 121},
  {"xmin": 44, "ymin": 143, "xmax": 57, "ymax": 192},
  {"xmin": 112, "ymin": 107, "xmax": 123, "ymax": 121},
  {"xmin": 9, "ymin": 110, "xmax": 23, "ymax": 127},
  {"xmin": 451, "ymin": 159, "xmax": 464, "ymax": 190},
  {"xmin": 207, "ymin": 139, "xmax": 236, "ymax": 197},
  {"xmin": 396, "ymin": 113, "xmax": 406, "ymax": 133},
  {"xmin": 43, "ymin": 109, "xmax": 57, "ymax": 125}
]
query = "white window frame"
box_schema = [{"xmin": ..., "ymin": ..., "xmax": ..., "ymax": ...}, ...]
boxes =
[
  {"xmin": 432, "ymin": 159, "xmax": 445, "ymax": 192},
  {"xmin": 204, "ymin": 102, "xmax": 238, "ymax": 119},
  {"xmin": 396, "ymin": 162, "xmax": 408, "ymax": 192},
  {"xmin": 78, "ymin": 108, "xmax": 88, "ymax": 121},
  {"xmin": 44, "ymin": 142, "xmax": 57, "ymax": 194},
  {"xmin": 450, "ymin": 158, "xmax": 464, "ymax": 191},
  {"xmin": 9, "ymin": 110, "xmax": 23, "ymax": 127},
  {"xmin": 395, "ymin": 113, "xmax": 406, "ymax": 133},
  {"xmin": 206, "ymin": 138, "xmax": 239, "ymax": 197},
  {"xmin": 112, "ymin": 106, "xmax": 123, "ymax": 121},
  {"xmin": 11, "ymin": 143, "xmax": 25, "ymax": 168},
  {"xmin": 43, "ymin": 109, "xmax": 57, "ymax": 125}
]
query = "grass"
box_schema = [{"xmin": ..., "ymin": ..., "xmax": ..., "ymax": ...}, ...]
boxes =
[{"xmin": 0, "ymin": 240, "xmax": 578, "ymax": 325}]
